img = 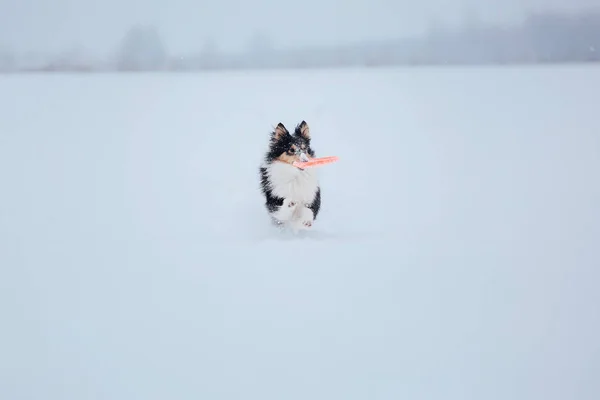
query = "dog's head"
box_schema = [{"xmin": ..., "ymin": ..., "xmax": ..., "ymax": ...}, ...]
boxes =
[{"xmin": 265, "ymin": 121, "xmax": 315, "ymax": 168}]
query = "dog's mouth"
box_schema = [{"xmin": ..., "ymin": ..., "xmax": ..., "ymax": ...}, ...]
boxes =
[
  {"xmin": 294, "ymin": 153, "xmax": 310, "ymax": 170},
  {"xmin": 276, "ymin": 152, "xmax": 310, "ymax": 170}
]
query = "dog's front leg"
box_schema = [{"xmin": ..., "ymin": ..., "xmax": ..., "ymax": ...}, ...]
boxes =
[
  {"xmin": 291, "ymin": 205, "xmax": 315, "ymax": 232},
  {"xmin": 271, "ymin": 198, "xmax": 298, "ymax": 223}
]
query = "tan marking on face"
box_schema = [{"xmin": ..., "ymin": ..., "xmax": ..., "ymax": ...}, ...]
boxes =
[{"xmin": 276, "ymin": 152, "xmax": 298, "ymax": 165}]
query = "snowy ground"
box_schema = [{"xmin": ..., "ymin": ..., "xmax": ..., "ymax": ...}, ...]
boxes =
[{"xmin": 1, "ymin": 65, "xmax": 599, "ymax": 399}]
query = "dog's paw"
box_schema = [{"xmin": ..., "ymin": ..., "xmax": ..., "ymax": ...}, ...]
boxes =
[
  {"xmin": 299, "ymin": 207, "xmax": 314, "ymax": 229},
  {"xmin": 283, "ymin": 198, "xmax": 296, "ymax": 208}
]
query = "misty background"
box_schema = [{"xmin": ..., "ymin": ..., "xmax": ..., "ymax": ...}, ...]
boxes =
[
  {"xmin": 2, "ymin": 1, "xmax": 600, "ymax": 400},
  {"xmin": 1, "ymin": 0, "xmax": 600, "ymax": 72}
]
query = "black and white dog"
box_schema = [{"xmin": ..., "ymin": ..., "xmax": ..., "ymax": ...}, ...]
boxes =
[{"xmin": 259, "ymin": 121, "xmax": 321, "ymax": 231}]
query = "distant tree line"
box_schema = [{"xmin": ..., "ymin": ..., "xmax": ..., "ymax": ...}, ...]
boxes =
[
  {"xmin": 416, "ymin": 11, "xmax": 600, "ymax": 65},
  {"xmin": 1, "ymin": 9, "xmax": 599, "ymax": 73}
]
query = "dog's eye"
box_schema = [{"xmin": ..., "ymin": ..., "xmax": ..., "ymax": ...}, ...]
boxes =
[{"xmin": 287, "ymin": 148, "xmax": 295, "ymax": 154}]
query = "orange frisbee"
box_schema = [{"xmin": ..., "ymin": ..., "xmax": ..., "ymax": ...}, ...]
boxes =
[{"xmin": 293, "ymin": 156, "xmax": 339, "ymax": 169}]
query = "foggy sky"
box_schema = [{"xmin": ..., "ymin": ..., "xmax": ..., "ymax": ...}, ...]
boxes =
[{"xmin": 1, "ymin": 0, "xmax": 598, "ymax": 55}]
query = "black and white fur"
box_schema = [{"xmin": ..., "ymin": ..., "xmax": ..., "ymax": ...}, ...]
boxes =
[{"xmin": 259, "ymin": 121, "xmax": 321, "ymax": 231}]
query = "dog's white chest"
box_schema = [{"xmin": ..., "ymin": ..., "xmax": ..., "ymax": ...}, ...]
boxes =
[{"xmin": 265, "ymin": 162, "xmax": 319, "ymax": 204}]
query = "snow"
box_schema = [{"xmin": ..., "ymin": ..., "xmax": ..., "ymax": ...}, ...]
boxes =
[{"xmin": 1, "ymin": 65, "xmax": 599, "ymax": 399}]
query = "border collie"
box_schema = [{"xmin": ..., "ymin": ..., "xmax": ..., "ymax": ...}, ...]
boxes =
[{"xmin": 259, "ymin": 121, "xmax": 321, "ymax": 231}]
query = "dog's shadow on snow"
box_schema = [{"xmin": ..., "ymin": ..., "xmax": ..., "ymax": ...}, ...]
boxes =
[
  {"xmin": 229, "ymin": 204, "xmax": 383, "ymax": 244},
  {"xmin": 222, "ymin": 191, "xmax": 387, "ymax": 244},
  {"xmin": 221, "ymin": 201, "xmax": 335, "ymax": 243}
]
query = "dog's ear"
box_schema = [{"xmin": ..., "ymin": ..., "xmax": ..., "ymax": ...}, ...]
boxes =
[
  {"xmin": 296, "ymin": 121, "xmax": 310, "ymax": 140},
  {"xmin": 272, "ymin": 123, "xmax": 290, "ymax": 141}
]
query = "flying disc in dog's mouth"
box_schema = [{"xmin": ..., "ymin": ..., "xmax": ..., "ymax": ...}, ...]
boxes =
[{"xmin": 292, "ymin": 156, "xmax": 339, "ymax": 169}]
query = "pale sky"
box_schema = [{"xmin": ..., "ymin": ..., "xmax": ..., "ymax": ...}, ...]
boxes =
[{"xmin": 0, "ymin": 0, "xmax": 598, "ymax": 56}]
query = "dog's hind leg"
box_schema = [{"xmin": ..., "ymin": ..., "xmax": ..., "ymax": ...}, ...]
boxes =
[{"xmin": 306, "ymin": 187, "xmax": 321, "ymax": 221}]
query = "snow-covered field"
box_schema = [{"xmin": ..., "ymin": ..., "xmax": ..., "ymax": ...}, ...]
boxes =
[{"xmin": 1, "ymin": 65, "xmax": 599, "ymax": 399}]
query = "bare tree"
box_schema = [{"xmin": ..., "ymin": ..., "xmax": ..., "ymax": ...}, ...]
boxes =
[
  {"xmin": 116, "ymin": 25, "xmax": 168, "ymax": 71},
  {"xmin": 0, "ymin": 45, "xmax": 15, "ymax": 72}
]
